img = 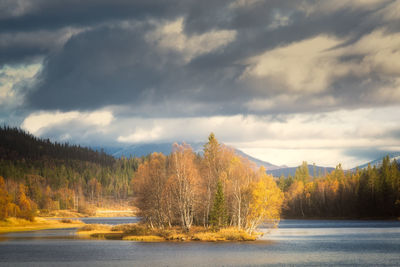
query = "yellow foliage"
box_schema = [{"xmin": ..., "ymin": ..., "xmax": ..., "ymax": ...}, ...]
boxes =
[{"xmin": 246, "ymin": 170, "xmax": 284, "ymax": 233}]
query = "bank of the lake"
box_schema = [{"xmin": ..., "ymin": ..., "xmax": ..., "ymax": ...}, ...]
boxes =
[
  {"xmin": 1, "ymin": 216, "xmax": 259, "ymax": 242},
  {"xmin": 0, "ymin": 217, "xmax": 85, "ymax": 234}
]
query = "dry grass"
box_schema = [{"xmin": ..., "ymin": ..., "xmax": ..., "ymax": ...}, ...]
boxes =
[
  {"xmin": 217, "ymin": 228, "xmax": 257, "ymax": 241},
  {"xmin": 190, "ymin": 228, "xmax": 256, "ymax": 242},
  {"xmin": 0, "ymin": 217, "xmax": 85, "ymax": 234},
  {"xmin": 89, "ymin": 232, "xmax": 124, "ymax": 240},
  {"xmin": 76, "ymin": 224, "xmax": 114, "ymax": 238},
  {"xmin": 60, "ymin": 218, "xmax": 83, "ymax": 224},
  {"xmin": 112, "ymin": 223, "xmax": 150, "ymax": 235},
  {"xmin": 98, "ymin": 223, "xmax": 259, "ymax": 242},
  {"xmin": 77, "ymin": 224, "xmax": 112, "ymax": 232},
  {"xmin": 39, "ymin": 207, "xmax": 135, "ymax": 218},
  {"xmin": 123, "ymin": 235, "xmax": 164, "ymax": 241},
  {"xmin": 38, "ymin": 210, "xmax": 87, "ymax": 218}
]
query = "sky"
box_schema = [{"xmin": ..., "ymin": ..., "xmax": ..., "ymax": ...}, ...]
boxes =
[{"xmin": 1, "ymin": 0, "xmax": 400, "ymax": 169}]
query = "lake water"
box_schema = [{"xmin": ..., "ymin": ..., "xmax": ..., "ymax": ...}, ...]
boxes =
[{"xmin": 1, "ymin": 218, "xmax": 400, "ymax": 266}]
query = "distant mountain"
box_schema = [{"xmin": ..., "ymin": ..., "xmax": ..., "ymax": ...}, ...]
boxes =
[
  {"xmin": 100, "ymin": 142, "xmax": 281, "ymax": 171},
  {"xmin": 267, "ymin": 165, "xmax": 335, "ymax": 178},
  {"xmin": 353, "ymin": 152, "xmax": 400, "ymax": 170},
  {"xmin": 99, "ymin": 143, "xmax": 343, "ymax": 176},
  {"xmin": 233, "ymin": 149, "xmax": 283, "ymax": 171},
  {"xmin": 108, "ymin": 142, "xmax": 204, "ymax": 158}
]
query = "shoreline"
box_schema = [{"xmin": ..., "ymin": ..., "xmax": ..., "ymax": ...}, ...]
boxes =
[
  {"xmin": 0, "ymin": 217, "xmax": 85, "ymax": 234},
  {"xmin": 37, "ymin": 208, "xmax": 136, "ymax": 219},
  {"xmin": 0, "ymin": 217, "xmax": 259, "ymax": 242}
]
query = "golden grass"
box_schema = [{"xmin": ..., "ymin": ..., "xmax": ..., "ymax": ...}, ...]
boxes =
[
  {"xmin": 38, "ymin": 209, "xmax": 87, "ymax": 218},
  {"xmin": 191, "ymin": 228, "xmax": 256, "ymax": 242},
  {"xmin": 76, "ymin": 224, "xmax": 114, "ymax": 238},
  {"xmin": 77, "ymin": 224, "xmax": 112, "ymax": 232},
  {"xmin": 39, "ymin": 208, "xmax": 135, "ymax": 218},
  {"xmin": 0, "ymin": 217, "xmax": 85, "ymax": 234},
  {"xmin": 78, "ymin": 223, "xmax": 260, "ymax": 242},
  {"xmin": 123, "ymin": 235, "xmax": 165, "ymax": 241},
  {"xmin": 89, "ymin": 232, "xmax": 124, "ymax": 240},
  {"xmin": 217, "ymin": 227, "xmax": 257, "ymax": 241}
]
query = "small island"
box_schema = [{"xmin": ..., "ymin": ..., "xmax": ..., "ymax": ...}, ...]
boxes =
[{"xmin": 77, "ymin": 223, "xmax": 260, "ymax": 242}]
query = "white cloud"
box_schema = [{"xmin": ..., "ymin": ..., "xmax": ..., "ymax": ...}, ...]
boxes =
[
  {"xmin": 146, "ymin": 17, "xmax": 237, "ymax": 62},
  {"xmin": 20, "ymin": 105, "xmax": 400, "ymax": 169},
  {"xmin": 117, "ymin": 127, "xmax": 163, "ymax": 143},
  {"xmin": 21, "ymin": 109, "xmax": 113, "ymax": 135},
  {"xmin": 242, "ymin": 35, "xmax": 351, "ymax": 93}
]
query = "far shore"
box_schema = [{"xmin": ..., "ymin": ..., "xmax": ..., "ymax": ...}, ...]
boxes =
[
  {"xmin": 0, "ymin": 217, "xmax": 85, "ymax": 234},
  {"xmin": 37, "ymin": 208, "xmax": 136, "ymax": 219}
]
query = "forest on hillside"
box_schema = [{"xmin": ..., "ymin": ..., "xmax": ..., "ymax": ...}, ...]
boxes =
[
  {"xmin": 0, "ymin": 127, "xmax": 399, "ymax": 224},
  {"xmin": 278, "ymin": 159, "xmax": 400, "ymax": 218},
  {"xmin": 0, "ymin": 127, "xmax": 140, "ymax": 220}
]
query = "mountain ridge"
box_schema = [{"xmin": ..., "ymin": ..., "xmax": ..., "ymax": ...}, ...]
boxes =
[{"xmin": 97, "ymin": 142, "xmax": 336, "ymax": 176}]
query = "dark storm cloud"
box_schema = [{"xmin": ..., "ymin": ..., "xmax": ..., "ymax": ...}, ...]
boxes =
[
  {"xmin": 0, "ymin": 0, "xmax": 180, "ymax": 32},
  {"xmin": 1, "ymin": 0, "xmax": 398, "ymax": 117}
]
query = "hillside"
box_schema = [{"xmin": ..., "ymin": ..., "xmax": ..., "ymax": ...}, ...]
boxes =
[
  {"xmin": 0, "ymin": 127, "xmax": 139, "ymax": 215},
  {"xmin": 0, "ymin": 126, "xmax": 114, "ymax": 166},
  {"xmin": 103, "ymin": 142, "xmax": 281, "ymax": 171}
]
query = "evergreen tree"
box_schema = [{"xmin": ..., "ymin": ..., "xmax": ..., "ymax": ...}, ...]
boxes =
[{"xmin": 209, "ymin": 180, "xmax": 227, "ymax": 228}]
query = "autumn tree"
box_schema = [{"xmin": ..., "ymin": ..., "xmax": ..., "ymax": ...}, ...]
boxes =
[
  {"xmin": 88, "ymin": 178, "xmax": 102, "ymax": 203},
  {"xmin": 245, "ymin": 169, "xmax": 283, "ymax": 233},
  {"xmin": 134, "ymin": 153, "xmax": 169, "ymax": 228},
  {"xmin": 16, "ymin": 184, "xmax": 36, "ymax": 221},
  {"xmin": 226, "ymin": 155, "xmax": 255, "ymax": 229},
  {"xmin": 0, "ymin": 176, "xmax": 12, "ymax": 220},
  {"xmin": 168, "ymin": 143, "xmax": 200, "ymax": 231}
]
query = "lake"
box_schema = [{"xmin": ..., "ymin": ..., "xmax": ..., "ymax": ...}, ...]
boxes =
[{"xmin": 1, "ymin": 218, "xmax": 400, "ymax": 266}]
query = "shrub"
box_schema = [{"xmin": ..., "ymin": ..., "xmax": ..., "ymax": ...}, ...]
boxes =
[
  {"xmin": 60, "ymin": 218, "xmax": 82, "ymax": 224},
  {"xmin": 77, "ymin": 203, "xmax": 96, "ymax": 216},
  {"xmin": 78, "ymin": 224, "xmax": 111, "ymax": 232}
]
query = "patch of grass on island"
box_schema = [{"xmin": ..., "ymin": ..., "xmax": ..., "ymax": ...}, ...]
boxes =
[
  {"xmin": 0, "ymin": 217, "xmax": 85, "ymax": 234},
  {"xmin": 77, "ymin": 223, "xmax": 260, "ymax": 242}
]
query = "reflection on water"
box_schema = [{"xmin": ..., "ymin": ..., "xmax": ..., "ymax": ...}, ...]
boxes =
[{"xmin": 1, "ymin": 218, "xmax": 400, "ymax": 266}]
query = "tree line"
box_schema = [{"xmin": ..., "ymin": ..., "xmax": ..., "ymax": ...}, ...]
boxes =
[
  {"xmin": 279, "ymin": 159, "xmax": 400, "ymax": 218},
  {"xmin": 0, "ymin": 126, "xmax": 399, "ymax": 225},
  {"xmin": 134, "ymin": 133, "xmax": 283, "ymax": 233}
]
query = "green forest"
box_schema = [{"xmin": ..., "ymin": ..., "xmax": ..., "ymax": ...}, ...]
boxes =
[{"xmin": 0, "ymin": 127, "xmax": 399, "ymax": 223}]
